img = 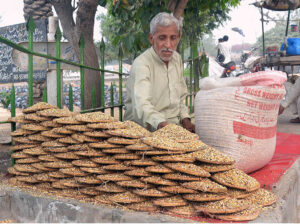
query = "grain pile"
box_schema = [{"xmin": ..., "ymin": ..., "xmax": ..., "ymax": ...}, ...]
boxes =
[{"xmin": 6, "ymin": 102, "xmax": 277, "ymax": 221}]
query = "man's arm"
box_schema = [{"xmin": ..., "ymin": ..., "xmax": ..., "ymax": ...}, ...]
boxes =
[{"xmin": 131, "ymin": 64, "xmax": 166, "ymax": 130}]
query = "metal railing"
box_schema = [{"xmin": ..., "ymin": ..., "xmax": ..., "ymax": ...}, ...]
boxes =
[{"xmin": 0, "ymin": 17, "xmax": 209, "ymax": 134}]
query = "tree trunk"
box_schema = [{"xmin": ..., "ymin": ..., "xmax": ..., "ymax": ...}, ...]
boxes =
[
  {"xmin": 50, "ymin": 0, "xmax": 101, "ymax": 109},
  {"xmin": 168, "ymin": 0, "xmax": 188, "ymax": 19}
]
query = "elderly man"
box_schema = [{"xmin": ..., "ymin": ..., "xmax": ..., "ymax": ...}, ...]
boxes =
[{"xmin": 124, "ymin": 12, "xmax": 195, "ymax": 132}]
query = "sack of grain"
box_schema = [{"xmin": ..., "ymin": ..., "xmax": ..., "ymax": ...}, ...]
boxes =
[{"xmin": 195, "ymin": 71, "xmax": 287, "ymax": 173}]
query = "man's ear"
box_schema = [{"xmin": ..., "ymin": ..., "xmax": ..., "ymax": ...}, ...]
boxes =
[{"xmin": 148, "ymin": 34, "xmax": 153, "ymax": 45}]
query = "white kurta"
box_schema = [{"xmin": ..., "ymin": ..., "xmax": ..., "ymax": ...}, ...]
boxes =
[
  {"xmin": 124, "ymin": 47, "xmax": 190, "ymax": 130},
  {"xmin": 281, "ymin": 77, "xmax": 300, "ymax": 117},
  {"xmin": 218, "ymin": 41, "xmax": 232, "ymax": 64}
]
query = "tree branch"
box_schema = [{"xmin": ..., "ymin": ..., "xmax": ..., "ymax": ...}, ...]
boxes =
[
  {"xmin": 50, "ymin": 0, "xmax": 76, "ymax": 43},
  {"xmin": 173, "ymin": 0, "xmax": 188, "ymax": 19},
  {"xmin": 167, "ymin": 0, "xmax": 178, "ymax": 12}
]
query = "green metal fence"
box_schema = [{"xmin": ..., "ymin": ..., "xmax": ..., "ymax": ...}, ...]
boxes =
[{"xmin": 0, "ymin": 17, "xmax": 209, "ymax": 134}]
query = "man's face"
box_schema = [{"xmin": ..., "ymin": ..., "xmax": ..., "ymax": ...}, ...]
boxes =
[{"xmin": 149, "ymin": 23, "xmax": 180, "ymax": 62}]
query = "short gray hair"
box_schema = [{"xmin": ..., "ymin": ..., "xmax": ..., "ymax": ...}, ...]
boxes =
[{"xmin": 149, "ymin": 12, "xmax": 182, "ymax": 35}]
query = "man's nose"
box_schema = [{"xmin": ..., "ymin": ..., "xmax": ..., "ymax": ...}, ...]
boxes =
[{"xmin": 164, "ymin": 38, "xmax": 171, "ymax": 48}]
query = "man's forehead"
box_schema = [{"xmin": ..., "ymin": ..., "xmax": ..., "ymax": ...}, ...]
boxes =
[{"xmin": 154, "ymin": 24, "xmax": 179, "ymax": 35}]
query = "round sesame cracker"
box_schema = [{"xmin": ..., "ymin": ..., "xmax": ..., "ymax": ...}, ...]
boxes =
[
  {"xmin": 54, "ymin": 152, "xmax": 81, "ymax": 160},
  {"xmin": 140, "ymin": 176, "xmax": 177, "ymax": 186},
  {"xmin": 90, "ymin": 156, "xmax": 119, "ymax": 165},
  {"xmin": 21, "ymin": 124, "xmax": 50, "ymax": 131},
  {"xmin": 182, "ymin": 192, "xmax": 227, "ymax": 202},
  {"xmin": 245, "ymin": 188, "xmax": 277, "ymax": 207},
  {"xmin": 13, "ymin": 136, "xmax": 36, "ymax": 144},
  {"xmin": 7, "ymin": 167, "xmax": 30, "ymax": 176},
  {"xmin": 165, "ymin": 163, "xmax": 211, "ymax": 177},
  {"xmin": 52, "ymin": 127, "xmax": 75, "ymax": 135},
  {"xmin": 142, "ymin": 136, "xmax": 186, "ymax": 151},
  {"xmin": 36, "ymin": 108, "xmax": 76, "ymax": 117},
  {"xmin": 152, "ymin": 196, "xmax": 187, "ymax": 207},
  {"xmin": 73, "ymin": 149, "xmax": 105, "ymax": 157},
  {"xmin": 82, "ymin": 131, "xmax": 111, "ymax": 138},
  {"xmin": 215, "ymin": 204, "xmax": 262, "ymax": 221},
  {"xmin": 112, "ymin": 153, "xmax": 141, "ymax": 160},
  {"xmin": 109, "ymin": 192, "xmax": 146, "ymax": 204},
  {"xmin": 145, "ymin": 165, "xmax": 173, "ymax": 174},
  {"xmin": 11, "ymin": 151, "xmax": 32, "ymax": 159},
  {"xmin": 22, "ymin": 102, "xmax": 57, "ymax": 114},
  {"xmin": 53, "ymin": 116, "xmax": 82, "ymax": 125},
  {"xmin": 79, "ymin": 167, "xmax": 111, "ymax": 175},
  {"xmin": 72, "ymin": 159, "xmax": 99, "ymax": 168},
  {"xmin": 166, "ymin": 205, "xmax": 197, "ymax": 217},
  {"xmin": 124, "ymin": 168, "xmax": 151, "ymax": 177},
  {"xmin": 95, "ymin": 183, "xmax": 126, "ymax": 193},
  {"xmin": 226, "ymin": 188, "xmax": 253, "ymax": 199},
  {"xmin": 182, "ymin": 179, "xmax": 227, "ymax": 193},
  {"xmin": 162, "ymin": 173, "xmax": 203, "ymax": 181},
  {"xmin": 79, "ymin": 187, "xmax": 101, "ymax": 196},
  {"xmin": 190, "ymin": 147, "xmax": 235, "ymax": 165},
  {"xmin": 16, "ymin": 175, "xmax": 39, "ymax": 183},
  {"xmin": 133, "ymin": 188, "xmax": 171, "ymax": 197},
  {"xmin": 211, "ymin": 168, "xmax": 260, "ymax": 192},
  {"xmin": 59, "ymin": 167, "xmax": 88, "ymax": 177},
  {"xmin": 41, "ymin": 130, "xmax": 67, "ymax": 138},
  {"xmin": 107, "ymin": 137, "xmax": 138, "ymax": 145},
  {"xmin": 9, "ymin": 144, "xmax": 38, "ymax": 151},
  {"xmin": 87, "ymin": 121, "xmax": 126, "ymax": 129},
  {"xmin": 27, "ymin": 134, "xmax": 53, "ymax": 142},
  {"xmin": 75, "ymin": 176, "xmax": 102, "ymax": 184},
  {"xmin": 89, "ymin": 141, "xmax": 120, "ymax": 149},
  {"xmin": 14, "ymin": 164, "xmax": 42, "ymax": 173},
  {"xmin": 102, "ymin": 147, "xmax": 130, "ymax": 154},
  {"xmin": 152, "ymin": 123, "xmax": 199, "ymax": 143},
  {"xmin": 102, "ymin": 164, "xmax": 133, "ymax": 171},
  {"xmin": 38, "ymin": 154, "xmax": 61, "ymax": 162},
  {"xmin": 31, "ymin": 163, "xmax": 57, "ymax": 172},
  {"xmin": 24, "ymin": 113, "xmax": 51, "ymax": 121},
  {"xmin": 116, "ymin": 180, "xmax": 150, "ymax": 188},
  {"xmin": 7, "ymin": 115, "xmax": 32, "ymax": 124},
  {"xmin": 11, "ymin": 128, "xmax": 35, "ymax": 136},
  {"xmin": 75, "ymin": 111, "xmax": 117, "ymax": 123},
  {"xmin": 193, "ymin": 198, "xmax": 250, "ymax": 214},
  {"xmin": 40, "ymin": 120, "xmax": 62, "ymax": 128},
  {"xmin": 96, "ymin": 173, "xmax": 133, "ymax": 182},
  {"xmin": 158, "ymin": 185, "xmax": 197, "ymax": 194},
  {"xmin": 15, "ymin": 157, "xmax": 41, "ymax": 164},
  {"xmin": 43, "ymin": 161, "xmax": 73, "ymax": 169},
  {"xmin": 198, "ymin": 163, "xmax": 234, "ymax": 173},
  {"xmin": 58, "ymin": 136, "xmax": 80, "ymax": 144},
  {"xmin": 152, "ymin": 154, "xmax": 195, "ymax": 163},
  {"xmin": 127, "ymin": 201, "xmax": 158, "ymax": 212}
]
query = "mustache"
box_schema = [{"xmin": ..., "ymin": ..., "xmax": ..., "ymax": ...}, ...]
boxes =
[{"xmin": 161, "ymin": 48, "xmax": 174, "ymax": 53}]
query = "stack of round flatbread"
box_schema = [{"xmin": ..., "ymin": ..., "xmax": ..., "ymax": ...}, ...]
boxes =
[{"xmin": 6, "ymin": 102, "xmax": 277, "ymax": 221}]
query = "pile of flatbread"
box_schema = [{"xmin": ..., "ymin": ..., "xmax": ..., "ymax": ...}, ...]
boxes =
[{"xmin": 7, "ymin": 102, "xmax": 277, "ymax": 221}]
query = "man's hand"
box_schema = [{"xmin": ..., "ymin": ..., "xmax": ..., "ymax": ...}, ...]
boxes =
[
  {"xmin": 157, "ymin": 121, "xmax": 169, "ymax": 130},
  {"xmin": 278, "ymin": 105, "xmax": 285, "ymax": 115},
  {"xmin": 182, "ymin": 118, "xmax": 195, "ymax": 133}
]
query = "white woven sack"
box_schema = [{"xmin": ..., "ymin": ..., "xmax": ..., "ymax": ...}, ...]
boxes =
[{"xmin": 195, "ymin": 71, "xmax": 287, "ymax": 173}]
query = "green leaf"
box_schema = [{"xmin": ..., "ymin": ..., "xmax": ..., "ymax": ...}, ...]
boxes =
[{"xmin": 98, "ymin": 0, "xmax": 107, "ymax": 7}]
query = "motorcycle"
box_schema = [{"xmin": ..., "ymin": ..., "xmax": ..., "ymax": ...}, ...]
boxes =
[
  {"xmin": 239, "ymin": 47, "xmax": 262, "ymax": 74},
  {"xmin": 216, "ymin": 53, "xmax": 237, "ymax": 78}
]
